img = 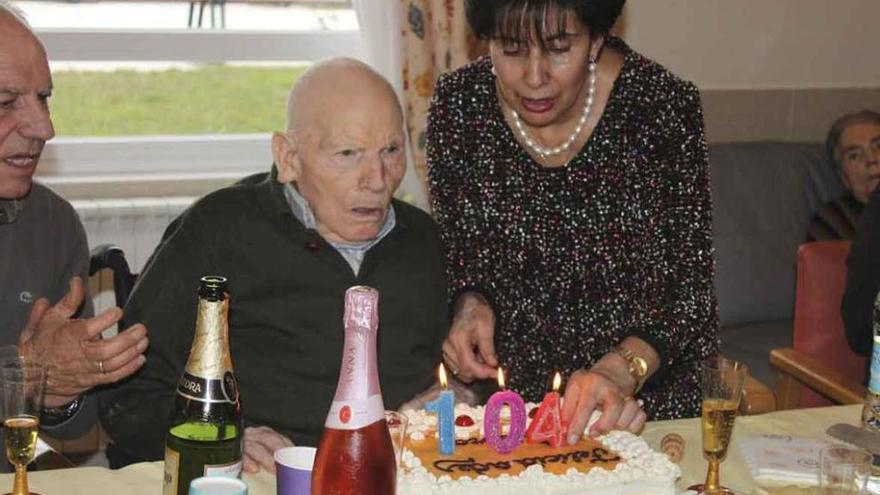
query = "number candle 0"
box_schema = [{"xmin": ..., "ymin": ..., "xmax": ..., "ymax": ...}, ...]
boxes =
[{"xmin": 483, "ymin": 368, "xmax": 526, "ymax": 455}]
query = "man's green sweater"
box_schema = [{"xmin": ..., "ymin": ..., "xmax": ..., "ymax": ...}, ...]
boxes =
[{"xmin": 100, "ymin": 171, "xmax": 449, "ymax": 464}]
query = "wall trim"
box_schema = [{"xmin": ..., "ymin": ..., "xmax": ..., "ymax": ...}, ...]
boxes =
[
  {"xmin": 37, "ymin": 28, "xmax": 363, "ymax": 62},
  {"xmin": 37, "ymin": 134, "xmax": 271, "ymax": 178}
]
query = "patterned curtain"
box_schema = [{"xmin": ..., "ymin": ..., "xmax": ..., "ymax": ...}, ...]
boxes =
[{"xmin": 401, "ymin": 0, "xmax": 485, "ymax": 206}]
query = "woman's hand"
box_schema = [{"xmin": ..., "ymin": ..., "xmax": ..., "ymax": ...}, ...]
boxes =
[
  {"xmin": 561, "ymin": 338, "xmax": 660, "ymax": 442},
  {"xmin": 560, "ymin": 364, "xmax": 646, "ymax": 444},
  {"xmin": 441, "ymin": 292, "xmax": 498, "ymax": 383},
  {"xmin": 243, "ymin": 426, "xmax": 294, "ymax": 474}
]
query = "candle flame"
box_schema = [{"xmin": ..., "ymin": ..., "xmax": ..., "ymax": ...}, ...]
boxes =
[
  {"xmin": 552, "ymin": 372, "xmax": 562, "ymax": 392},
  {"xmin": 439, "ymin": 363, "xmax": 448, "ymax": 389},
  {"xmin": 497, "ymin": 367, "xmax": 506, "ymax": 390}
]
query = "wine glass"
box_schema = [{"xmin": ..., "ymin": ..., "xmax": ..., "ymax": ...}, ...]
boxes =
[
  {"xmin": 688, "ymin": 356, "xmax": 748, "ymax": 495},
  {"xmin": 819, "ymin": 445, "xmax": 872, "ymax": 495},
  {"xmin": 0, "ymin": 357, "xmax": 46, "ymax": 495},
  {"xmin": 385, "ymin": 410, "xmax": 409, "ymax": 472}
]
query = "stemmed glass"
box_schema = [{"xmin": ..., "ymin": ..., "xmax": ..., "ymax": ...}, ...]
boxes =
[
  {"xmin": 688, "ymin": 356, "xmax": 748, "ymax": 495},
  {"xmin": 0, "ymin": 357, "xmax": 46, "ymax": 495},
  {"xmin": 385, "ymin": 410, "xmax": 409, "ymax": 473}
]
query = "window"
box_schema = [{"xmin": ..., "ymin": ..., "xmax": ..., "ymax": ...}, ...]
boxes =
[{"xmin": 15, "ymin": 0, "xmax": 363, "ymax": 191}]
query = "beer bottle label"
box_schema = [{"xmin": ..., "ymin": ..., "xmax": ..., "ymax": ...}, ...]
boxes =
[
  {"xmin": 204, "ymin": 459, "xmax": 243, "ymax": 478},
  {"xmin": 870, "ymin": 335, "xmax": 880, "ymax": 394},
  {"xmin": 324, "ymin": 394, "xmax": 385, "ymax": 430},
  {"xmin": 163, "ymin": 446, "xmax": 181, "ymax": 495},
  {"xmin": 176, "ymin": 371, "xmax": 239, "ymax": 404}
]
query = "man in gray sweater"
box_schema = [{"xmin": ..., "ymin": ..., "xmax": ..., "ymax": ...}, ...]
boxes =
[{"xmin": 0, "ymin": 2, "xmax": 148, "ymax": 439}]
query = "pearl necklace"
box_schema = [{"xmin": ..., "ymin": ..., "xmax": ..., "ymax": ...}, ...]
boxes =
[{"xmin": 510, "ymin": 61, "xmax": 597, "ymax": 159}]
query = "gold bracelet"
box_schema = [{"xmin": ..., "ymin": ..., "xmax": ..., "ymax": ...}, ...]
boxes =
[{"xmin": 611, "ymin": 346, "xmax": 648, "ymax": 395}]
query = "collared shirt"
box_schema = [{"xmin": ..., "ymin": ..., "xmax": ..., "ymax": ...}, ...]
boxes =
[{"xmin": 283, "ymin": 183, "xmax": 396, "ymax": 275}]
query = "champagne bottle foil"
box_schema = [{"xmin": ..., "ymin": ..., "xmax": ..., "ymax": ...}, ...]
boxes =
[
  {"xmin": 185, "ymin": 298, "xmax": 234, "ymax": 381},
  {"xmin": 331, "ymin": 286, "xmax": 384, "ymax": 422},
  {"xmin": 344, "ymin": 286, "xmax": 379, "ymax": 333},
  {"xmin": 335, "ymin": 287, "xmax": 382, "ymax": 402}
]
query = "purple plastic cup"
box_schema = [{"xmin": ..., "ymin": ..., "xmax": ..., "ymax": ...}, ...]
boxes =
[{"xmin": 274, "ymin": 446, "xmax": 316, "ymax": 495}]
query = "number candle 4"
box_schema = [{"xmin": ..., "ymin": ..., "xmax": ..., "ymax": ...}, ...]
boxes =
[{"xmin": 525, "ymin": 372, "xmax": 567, "ymax": 448}]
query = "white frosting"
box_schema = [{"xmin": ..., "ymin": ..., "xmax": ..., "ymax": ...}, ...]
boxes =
[{"xmin": 397, "ymin": 403, "xmax": 679, "ymax": 495}]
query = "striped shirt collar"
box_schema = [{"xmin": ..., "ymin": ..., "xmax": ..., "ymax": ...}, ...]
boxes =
[{"xmin": 283, "ymin": 183, "xmax": 396, "ymax": 275}]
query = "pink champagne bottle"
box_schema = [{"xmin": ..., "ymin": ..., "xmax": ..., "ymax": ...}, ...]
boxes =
[{"xmin": 311, "ymin": 286, "xmax": 395, "ymax": 495}]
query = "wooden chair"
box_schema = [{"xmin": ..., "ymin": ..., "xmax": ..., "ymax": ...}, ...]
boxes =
[
  {"xmin": 741, "ymin": 374, "xmax": 777, "ymax": 415},
  {"xmin": 770, "ymin": 241, "xmax": 866, "ymax": 409}
]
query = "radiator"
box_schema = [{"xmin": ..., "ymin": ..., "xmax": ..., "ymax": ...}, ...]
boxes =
[{"xmin": 73, "ymin": 197, "xmax": 195, "ymax": 322}]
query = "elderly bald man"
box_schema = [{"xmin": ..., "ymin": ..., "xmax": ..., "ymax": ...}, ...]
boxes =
[
  {"xmin": 101, "ymin": 58, "xmax": 449, "ymax": 473},
  {"xmin": 0, "ymin": 2, "xmax": 148, "ymax": 440}
]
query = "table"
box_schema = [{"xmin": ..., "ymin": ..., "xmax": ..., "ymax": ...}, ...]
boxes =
[
  {"xmin": 2, "ymin": 405, "xmax": 863, "ymax": 495},
  {"xmin": 641, "ymin": 405, "xmax": 862, "ymax": 495}
]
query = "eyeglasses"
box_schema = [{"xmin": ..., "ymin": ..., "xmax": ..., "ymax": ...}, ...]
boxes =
[{"xmin": 840, "ymin": 139, "xmax": 880, "ymax": 166}]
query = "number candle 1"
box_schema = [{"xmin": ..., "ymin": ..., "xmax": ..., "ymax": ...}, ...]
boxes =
[
  {"xmin": 483, "ymin": 368, "xmax": 526, "ymax": 455},
  {"xmin": 525, "ymin": 371, "xmax": 566, "ymax": 448},
  {"xmin": 425, "ymin": 363, "xmax": 455, "ymax": 455}
]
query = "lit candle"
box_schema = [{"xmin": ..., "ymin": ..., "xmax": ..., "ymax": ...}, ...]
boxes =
[
  {"xmin": 425, "ymin": 363, "xmax": 455, "ymax": 455},
  {"xmin": 525, "ymin": 371, "xmax": 566, "ymax": 448},
  {"xmin": 483, "ymin": 368, "xmax": 526, "ymax": 455}
]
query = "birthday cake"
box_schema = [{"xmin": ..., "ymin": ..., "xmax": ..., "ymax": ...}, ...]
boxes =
[{"xmin": 397, "ymin": 403, "xmax": 679, "ymax": 495}]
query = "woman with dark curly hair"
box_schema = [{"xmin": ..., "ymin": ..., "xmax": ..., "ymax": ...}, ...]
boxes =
[{"xmin": 428, "ymin": 0, "xmax": 719, "ymax": 444}]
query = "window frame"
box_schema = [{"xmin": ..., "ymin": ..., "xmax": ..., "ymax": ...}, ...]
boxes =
[{"xmin": 35, "ymin": 28, "xmax": 363, "ymax": 189}]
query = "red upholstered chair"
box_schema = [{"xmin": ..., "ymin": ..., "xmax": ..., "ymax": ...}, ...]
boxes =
[{"xmin": 770, "ymin": 240, "xmax": 867, "ymax": 409}]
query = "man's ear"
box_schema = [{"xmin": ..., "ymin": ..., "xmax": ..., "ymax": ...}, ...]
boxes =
[{"xmin": 272, "ymin": 132, "xmax": 299, "ymax": 184}]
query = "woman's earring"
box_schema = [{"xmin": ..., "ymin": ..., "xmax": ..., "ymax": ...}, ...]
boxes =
[{"xmin": 491, "ymin": 66, "xmax": 497, "ymax": 76}]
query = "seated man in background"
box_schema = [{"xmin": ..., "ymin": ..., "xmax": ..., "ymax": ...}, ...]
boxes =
[
  {"xmin": 808, "ymin": 109, "xmax": 880, "ymax": 241},
  {"xmin": 0, "ymin": 1, "xmax": 149, "ymax": 441},
  {"xmin": 842, "ymin": 186, "xmax": 880, "ymax": 359},
  {"xmin": 100, "ymin": 58, "xmax": 448, "ymax": 473}
]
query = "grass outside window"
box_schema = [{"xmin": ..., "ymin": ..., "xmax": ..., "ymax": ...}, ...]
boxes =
[{"xmin": 50, "ymin": 65, "xmax": 308, "ymax": 136}]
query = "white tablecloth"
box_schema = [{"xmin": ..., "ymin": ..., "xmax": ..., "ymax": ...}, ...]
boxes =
[{"xmin": 5, "ymin": 405, "xmax": 863, "ymax": 495}]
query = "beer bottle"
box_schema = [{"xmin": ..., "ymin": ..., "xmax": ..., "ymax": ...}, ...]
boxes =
[
  {"xmin": 862, "ymin": 289, "xmax": 880, "ymax": 431},
  {"xmin": 163, "ymin": 276, "xmax": 243, "ymax": 495},
  {"xmin": 311, "ymin": 286, "xmax": 396, "ymax": 495}
]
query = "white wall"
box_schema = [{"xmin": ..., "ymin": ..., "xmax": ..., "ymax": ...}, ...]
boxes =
[{"xmin": 618, "ymin": 0, "xmax": 880, "ymax": 90}]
